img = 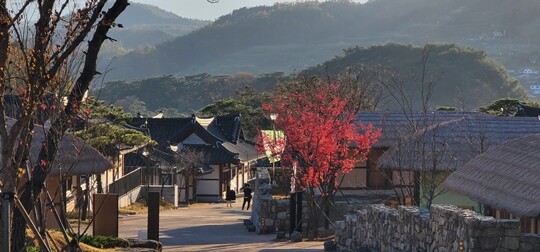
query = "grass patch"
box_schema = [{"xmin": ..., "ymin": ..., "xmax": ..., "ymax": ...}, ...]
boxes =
[
  {"xmin": 26, "ymin": 229, "xmax": 118, "ymax": 251},
  {"xmin": 119, "ymin": 198, "xmax": 175, "ymax": 215},
  {"xmin": 77, "ymin": 234, "xmax": 129, "ymax": 249}
]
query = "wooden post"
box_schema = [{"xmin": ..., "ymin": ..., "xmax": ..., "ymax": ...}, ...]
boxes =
[{"xmin": 147, "ymin": 191, "xmax": 160, "ymax": 241}]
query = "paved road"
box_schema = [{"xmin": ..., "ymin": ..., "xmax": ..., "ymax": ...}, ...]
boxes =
[{"xmin": 119, "ymin": 203, "xmax": 324, "ymax": 251}]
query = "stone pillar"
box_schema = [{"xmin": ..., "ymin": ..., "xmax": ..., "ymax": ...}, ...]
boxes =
[{"xmin": 251, "ymin": 168, "xmax": 272, "ymax": 234}]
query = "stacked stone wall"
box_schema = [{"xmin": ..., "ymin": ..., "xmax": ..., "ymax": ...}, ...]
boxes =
[
  {"xmin": 336, "ymin": 204, "xmax": 540, "ymax": 252},
  {"xmin": 251, "ymin": 168, "xmax": 309, "ymax": 234}
]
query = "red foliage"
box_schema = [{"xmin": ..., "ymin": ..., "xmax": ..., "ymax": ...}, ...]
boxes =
[
  {"xmin": 262, "ymin": 83, "xmax": 381, "ymax": 191},
  {"xmin": 256, "ymin": 130, "xmax": 286, "ymax": 162}
]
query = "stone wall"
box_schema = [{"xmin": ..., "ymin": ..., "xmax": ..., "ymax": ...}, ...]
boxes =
[
  {"xmin": 251, "ymin": 168, "xmax": 308, "ymax": 234},
  {"xmin": 335, "ymin": 204, "xmax": 540, "ymax": 252}
]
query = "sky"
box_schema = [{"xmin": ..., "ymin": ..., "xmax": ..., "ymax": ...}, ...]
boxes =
[{"xmin": 131, "ymin": 0, "xmax": 369, "ymax": 20}]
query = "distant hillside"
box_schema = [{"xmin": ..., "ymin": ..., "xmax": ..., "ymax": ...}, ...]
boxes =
[
  {"xmin": 303, "ymin": 43, "xmax": 527, "ymax": 110},
  {"xmin": 115, "ymin": 2, "xmax": 196, "ymax": 26},
  {"xmin": 97, "ymin": 43, "xmax": 526, "ymax": 113},
  {"xmin": 98, "ymin": 2, "xmax": 209, "ymax": 60},
  {"xmin": 104, "ymin": 0, "xmax": 540, "ymax": 81},
  {"xmin": 94, "ymin": 72, "xmax": 287, "ymax": 116}
]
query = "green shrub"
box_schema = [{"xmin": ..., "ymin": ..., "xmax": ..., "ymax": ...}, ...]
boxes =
[
  {"xmin": 436, "ymin": 106, "xmax": 457, "ymax": 111},
  {"xmin": 77, "ymin": 234, "xmax": 129, "ymax": 248},
  {"xmin": 26, "ymin": 246, "xmax": 39, "ymax": 252}
]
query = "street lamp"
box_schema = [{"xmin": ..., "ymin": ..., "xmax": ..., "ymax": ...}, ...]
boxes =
[{"xmin": 270, "ymin": 113, "xmax": 278, "ymax": 185}]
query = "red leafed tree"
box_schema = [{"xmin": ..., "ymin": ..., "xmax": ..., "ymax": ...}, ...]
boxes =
[
  {"xmin": 262, "ymin": 78, "xmax": 380, "ymax": 237},
  {"xmin": 256, "ymin": 130, "xmax": 286, "ymax": 163}
]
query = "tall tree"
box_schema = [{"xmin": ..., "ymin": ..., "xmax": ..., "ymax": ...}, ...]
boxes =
[
  {"xmin": 262, "ymin": 78, "xmax": 380, "ymax": 238},
  {"xmin": 478, "ymin": 98, "xmax": 540, "ymax": 116},
  {"xmin": 0, "ymin": 0, "xmax": 129, "ymax": 250},
  {"xmin": 2, "ymin": 1, "xmax": 218, "ymax": 249},
  {"xmin": 177, "ymin": 148, "xmax": 206, "ymax": 205}
]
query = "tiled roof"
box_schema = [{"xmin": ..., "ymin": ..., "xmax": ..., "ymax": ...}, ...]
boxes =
[
  {"xmin": 515, "ymin": 104, "xmax": 540, "ymax": 117},
  {"xmin": 209, "ymin": 114, "xmax": 241, "ymax": 143},
  {"xmin": 221, "ymin": 140, "xmax": 264, "ymax": 163},
  {"xmin": 126, "ymin": 114, "xmax": 258, "ymax": 165},
  {"xmin": 355, "ymin": 111, "xmax": 479, "ymax": 148},
  {"xmin": 356, "ymin": 111, "xmax": 540, "ymax": 171},
  {"xmin": 444, "ymin": 133, "xmax": 540, "ymax": 217}
]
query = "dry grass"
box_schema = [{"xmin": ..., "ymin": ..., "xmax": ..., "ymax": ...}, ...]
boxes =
[
  {"xmin": 26, "ymin": 229, "xmax": 116, "ymax": 252},
  {"xmin": 65, "ymin": 210, "xmax": 92, "ymax": 227},
  {"xmin": 119, "ymin": 198, "xmax": 176, "ymax": 215}
]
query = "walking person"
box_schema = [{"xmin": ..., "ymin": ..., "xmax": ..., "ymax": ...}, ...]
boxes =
[
  {"xmin": 225, "ymin": 185, "xmax": 236, "ymax": 207},
  {"xmin": 241, "ymin": 183, "xmax": 252, "ymax": 210}
]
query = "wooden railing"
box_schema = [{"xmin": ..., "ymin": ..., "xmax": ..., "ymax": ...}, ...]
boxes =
[{"xmin": 108, "ymin": 167, "xmax": 142, "ymax": 196}]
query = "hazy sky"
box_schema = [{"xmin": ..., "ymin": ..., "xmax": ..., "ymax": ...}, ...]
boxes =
[{"xmin": 131, "ymin": 0, "xmax": 369, "ymax": 20}]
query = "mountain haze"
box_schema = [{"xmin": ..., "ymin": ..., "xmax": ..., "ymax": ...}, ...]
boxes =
[
  {"xmin": 99, "ymin": 3, "xmax": 209, "ymax": 57},
  {"xmin": 97, "ymin": 44, "xmax": 525, "ymax": 114},
  {"xmin": 104, "ymin": 0, "xmax": 540, "ymax": 81}
]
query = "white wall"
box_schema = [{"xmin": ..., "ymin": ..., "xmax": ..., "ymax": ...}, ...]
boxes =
[
  {"xmin": 118, "ymin": 185, "xmax": 143, "ymax": 208},
  {"xmin": 143, "ymin": 185, "xmax": 178, "ymax": 207}
]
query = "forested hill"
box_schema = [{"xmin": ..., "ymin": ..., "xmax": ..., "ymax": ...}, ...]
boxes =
[
  {"xmin": 100, "ymin": 3, "xmax": 209, "ymax": 54},
  {"xmin": 95, "ymin": 72, "xmax": 286, "ymax": 116},
  {"xmin": 115, "ymin": 2, "xmax": 202, "ymax": 26},
  {"xmin": 105, "ymin": 0, "xmax": 540, "ymax": 81},
  {"xmin": 303, "ymin": 43, "xmax": 527, "ymax": 110},
  {"xmin": 98, "ymin": 44, "xmax": 526, "ymax": 114}
]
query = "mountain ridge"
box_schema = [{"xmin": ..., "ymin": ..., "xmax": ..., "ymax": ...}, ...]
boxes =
[{"xmin": 103, "ymin": 0, "xmax": 540, "ymax": 81}]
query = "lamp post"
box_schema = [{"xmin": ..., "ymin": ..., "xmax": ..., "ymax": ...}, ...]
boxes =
[{"xmin": 270, "ymin": 113, "xmax": 278, "ymax": 185}]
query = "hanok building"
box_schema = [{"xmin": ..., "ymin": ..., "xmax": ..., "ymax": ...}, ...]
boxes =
[
  {"xmin": 444, "ymin": 133, "xmax": 540, "ymax": 234},
  {"xmin": 339, "ymin": 112, "xmax": 472, "ymax": 194},
  {"xmin": 5, "ymin": 118, "xmax": 114, "ymax": 229},
  {"xmin": 126, "ymin": 114, "xmax": 264, "ymax": 203},
  {"xmin": 342, "ymin": 111, "xmax": 540, "ymax": 209},
  {"xmin": 515, "ymin": 103, "xmax": 540, "ymax": 117}
]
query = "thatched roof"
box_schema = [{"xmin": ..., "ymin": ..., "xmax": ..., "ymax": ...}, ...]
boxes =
[
  {"xmin": 443, "ymin": 133, "xmax": 540, "ymax": 217},
  {"xmin": 38, "ymin": 134, "xmax": 113, "ymax": 176},
  {"xmin": 365, "ymin": 112, "xmax": 540, "ymax": 171},
  {"xmin": 7, "ymin": 119, "xmax": 112, "ymax": 176}
]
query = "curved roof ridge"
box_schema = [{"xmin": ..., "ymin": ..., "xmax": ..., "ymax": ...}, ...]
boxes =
[{"xmin": 195, "ymin": 116, "xmax": 215, "ymax": 128}]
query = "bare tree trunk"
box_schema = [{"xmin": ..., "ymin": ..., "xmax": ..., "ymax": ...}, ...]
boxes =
[
  {"xmin": 96, "ymin": 174, "xmax": 104, "ymax": 193},
  {"xmin": 11, "ymin": 2, "xmax": 129, "ymax": 250},
  {"xmin": 413, "ymin": 171, "xmax": 420, "ymax": 207},
  {"xmin": 305, "ymin": 187, "xmax": 319, "ymax": 239},
  {"xmin": 323, "ymin": 176, "xmax": 336, "ymax": 230},
  {"xmin": 185, "ymin": 174, "xmax": 190, "ymax": 205},
  {"xmin": 193, "ymin": 176, "xmax": 198, "ymax": 203},
  {"xmin": 160, "ymin": 174, "xmax": 170, "ymax": 198}
]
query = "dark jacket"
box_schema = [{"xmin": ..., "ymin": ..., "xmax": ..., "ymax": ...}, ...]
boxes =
[
  {"xmin": 226, "ymin": 189, "xmax": 236, "ymax": 201},
  {"xmin": 242, "ymin": 187, "xmax": 252, "ymax": 199}
]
